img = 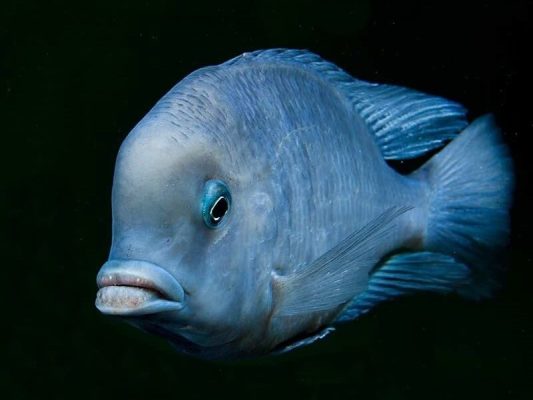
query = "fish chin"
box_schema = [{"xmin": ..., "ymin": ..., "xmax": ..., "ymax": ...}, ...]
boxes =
[{"xmin": 123, "ymin": 314, "xmax": 242, "ymax": 359}]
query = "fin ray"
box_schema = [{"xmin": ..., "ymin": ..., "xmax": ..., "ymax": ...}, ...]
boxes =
[
  {"xmin": 336, "ymin": 251, "xmax": 471, "ymax": 322},
  {"xmin": 417, "ymin": 114, "xmax": 514, "ymax": 299},
  {"xmin": 274, "ymin": 206, "xmax": 412, "ymax": 316},
  {"xmin": 272, "ymin": 327, "xmax": 335, "ymax": 355},
  {"xmin": 224, "ymin": 49, "xmax": 467, "ymax": 160}
]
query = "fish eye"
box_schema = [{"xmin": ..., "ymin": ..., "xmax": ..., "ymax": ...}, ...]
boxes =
[{"xmin": 201, "ymin": 180, "xmax": 232, "ymax": 229}]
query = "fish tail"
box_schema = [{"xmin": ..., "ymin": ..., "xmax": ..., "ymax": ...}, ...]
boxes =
[{"xmin": 415, "ymin": 114, "xmax": 514, "ymax": 299}]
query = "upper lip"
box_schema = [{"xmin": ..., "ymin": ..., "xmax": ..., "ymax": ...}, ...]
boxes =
[{"xmin": 96, "ymin": 259, "xmax": 185, "ymax": 303}]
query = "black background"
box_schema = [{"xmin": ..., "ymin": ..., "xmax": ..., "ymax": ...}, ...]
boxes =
[{"xmin": 2, "ymin": 0, "xmax": 532, "ymax": 399}]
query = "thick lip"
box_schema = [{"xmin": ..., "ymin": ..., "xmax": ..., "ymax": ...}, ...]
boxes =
[{"xmin": 95, "ymin": 259, "xmax": 185, "ymax": 316}]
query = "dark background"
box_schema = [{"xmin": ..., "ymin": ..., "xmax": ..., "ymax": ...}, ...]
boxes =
[{"xmin": 2, "ymin": 0, "xmax": 532, "ymax": 399}]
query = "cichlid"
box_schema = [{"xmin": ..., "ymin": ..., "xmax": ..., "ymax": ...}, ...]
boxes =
[{"xmin": 95, "ymin": 49, "xmax": 513, "ymax": 359}]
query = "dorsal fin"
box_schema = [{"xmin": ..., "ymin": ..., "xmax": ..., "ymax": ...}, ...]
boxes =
[{"xmin": 223, "ymin": 49, "xmax": 468, "ymax": 160}]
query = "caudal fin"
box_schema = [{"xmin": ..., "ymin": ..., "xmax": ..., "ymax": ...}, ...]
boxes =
[{"xmin": 417, "ymin": 114, "xmax": 514, "ymax": 299}]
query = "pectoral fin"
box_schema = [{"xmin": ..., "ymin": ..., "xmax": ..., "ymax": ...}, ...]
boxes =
[{"xmin": 274, "ymin": 206, "xmax": 412, "ymax": 316}]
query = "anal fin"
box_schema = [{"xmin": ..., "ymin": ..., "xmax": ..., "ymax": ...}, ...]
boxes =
[
  {"xmin": 272, "ymin": 327, "xmax": 335, "ymax": 355},
  {"xmin": 336, "ymin": 251, "xmax": 471, "ymax": 322}
]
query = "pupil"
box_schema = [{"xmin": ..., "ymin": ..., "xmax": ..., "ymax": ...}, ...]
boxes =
[{"xmin": 210, "ymin": 197, "xmax": 228, "ymax": 223}]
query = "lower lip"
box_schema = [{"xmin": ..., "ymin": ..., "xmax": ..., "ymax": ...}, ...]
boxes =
[{"xmin": 95, "ymin": 286, "xmax": 184, "ymax": 316}]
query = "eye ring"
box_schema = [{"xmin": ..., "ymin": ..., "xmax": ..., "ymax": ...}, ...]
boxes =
[{"xmin": 201, "ymin": 180, "xmax": 232, "ymax": 229}]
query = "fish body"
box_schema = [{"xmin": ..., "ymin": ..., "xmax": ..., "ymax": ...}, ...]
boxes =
[{"xmin": 95, "ymin": 49, "xmax": 513, "ymax": 359}]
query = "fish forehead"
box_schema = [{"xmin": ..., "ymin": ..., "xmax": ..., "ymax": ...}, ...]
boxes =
[
  {"xmin": 117, "ymin": 125, "xmax": 212, "ymax": 189},
  {"xmin": 113, "ymin": 81, "xmax": 240, "ymax": 207}
]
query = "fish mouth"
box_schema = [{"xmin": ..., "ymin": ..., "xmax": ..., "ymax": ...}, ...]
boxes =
[{"xmin": 95, "ymin": 259, "xmax": 185, "ymax": 316}]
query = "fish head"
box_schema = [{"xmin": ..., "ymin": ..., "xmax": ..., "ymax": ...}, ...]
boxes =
[{"xmin": 95, "ymin": 89, "xmax": 279, "ymax": 358}]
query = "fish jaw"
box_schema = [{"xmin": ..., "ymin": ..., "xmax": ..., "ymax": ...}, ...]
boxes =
[{"xmin": 95, "ymin": 259, "xmax": 185, "ymax": 316}]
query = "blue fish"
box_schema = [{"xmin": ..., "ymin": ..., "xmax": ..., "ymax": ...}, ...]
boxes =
[{"xmin": 95, "ymin": 49, "xmax": 513, "ymax": 359}]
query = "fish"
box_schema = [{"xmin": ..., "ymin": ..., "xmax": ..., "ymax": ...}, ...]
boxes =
[{"xmin": 95, "ymin": 49, "xmax": 514, "ymax": 360}]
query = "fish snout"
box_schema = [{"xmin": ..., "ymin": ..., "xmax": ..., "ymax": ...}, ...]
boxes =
[{"xmin": 95, "ymin": 259, "xmax": 185, "ymax": 316}]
